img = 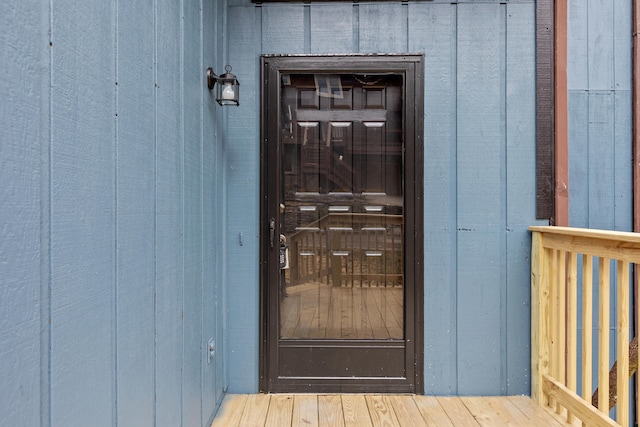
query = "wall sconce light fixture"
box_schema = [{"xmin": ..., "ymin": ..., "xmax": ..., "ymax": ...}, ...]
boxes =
[{"xmin": 207, "ymin": 65, "xmax": 240, "ymax": 106}]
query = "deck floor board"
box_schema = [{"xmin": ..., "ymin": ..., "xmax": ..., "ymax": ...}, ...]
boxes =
[{"xmin": 211, "ymin": 394, "xmax": 577, "ymax": 426}]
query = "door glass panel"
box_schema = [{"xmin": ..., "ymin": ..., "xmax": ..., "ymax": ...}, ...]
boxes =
[{"xmin": 279, "ymin": 73, "xmax": 404, "ymax": 340}]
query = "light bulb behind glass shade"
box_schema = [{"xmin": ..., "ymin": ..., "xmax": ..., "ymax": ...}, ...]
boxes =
[{"xmin": 222, "ymin": 83, "xmax": 235, "ymax": 100}]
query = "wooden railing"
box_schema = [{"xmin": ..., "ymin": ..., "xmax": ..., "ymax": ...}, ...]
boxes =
[
  {"xmin": 531, "ymin": 226, "xmax": 640, "ymax": 427},
  {"xmin": 287, "ymin": 213, "xmax": 403, "ymax": 288}
]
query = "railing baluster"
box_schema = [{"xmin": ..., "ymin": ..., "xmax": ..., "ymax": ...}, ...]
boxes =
[
  {"xmin": 581, "ymin": 254, "xmax": 593, "ymax": 427},
  {"xmin": 598, "ymin": 257, "xmax": 610, "ymax": 414},
  {"xmin": 364, "ymin": 225, "xmax": 369, "ymax": 287},
  {"xmin": 310, "ymin": 230, "xmax": 316, "ymax": 280},
  {"xmin": 290, "ymin": 238, "xmax": 297, "ymax": 286},
  {"xmin": 549, "ymin": 248, "xmax": 558, "ymax": 409},
  {"xmin": 306, "ymin": 233, "xmax": 311, "ymax": 279},
  {"xmin": 567, "ymin": 251, "xmax": 578, "ymax": 423},
  {"xmin": 289, "ymin": 213, "xmax": 403, "ymax": 287},
  {"xmin": 391, "ymin": 221, "xmax": 396, "ymax": 286},
  {"xmin": 301, "ymin": 235, "xmax": 307, "ymax": 281},
  {"xmin": 398, "ymin": 223, "xmax": 404, "ymax": 286},
  {"xmin": 557, "ymin": 250, "xmax": 567, "ymax": 414},
  {"xmin": 319, "ymin": 226, "xmax": 325, "ymax": 284},
  {"xmin": 617, "ymin": 260, "xmax": 629, "ymax": 427},
  {"xmin": 358, "ymin": 221, "xmax": 363, "ymax": 287}
]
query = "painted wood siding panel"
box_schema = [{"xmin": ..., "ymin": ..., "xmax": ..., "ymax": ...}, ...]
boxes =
[
  {"xmin": 116, "ymin": 1, "xmax": 156, "ymax": 424},
  {"xmin": 202, "ymin": 136, "xmax": 218, "ymax": 424},
  {"xmin": 310, "ymin": 4, "xmax": 354, "ymax": 53},
  {"xmin": 228, "ymin": 5, "xmax": 262, "ymax": 393},
  {"xmin": 567, "ymin": 0, "xmax": 632, "ymax": 90},
  {"xmin": 262, "ymin": 6, "xmax": 305, "ymax": 54},
  {"xmin": 409, "ymin": 2, "xmax": 457, "ymax": 395},
  {"xmin": 359, "ymin": 4, "xmax": 406, "ymax": 53},
  {"xmin": 587, "ymin": 92, "xmax": 616, "ymax": 229},
  {"xmin": 0, "ymin": 1, "xmax": 44, "ymax": 425},
  {"xmin": 50, "ymin": 0, "xmax": 116, "ymax": 424},
  {"xmin": 568, "ymin": 91, "xmax": 590, "ymax": 227},
  {"xmin": 614, "ymin": 0, "xmax": 632, "ymax": 90},
  {"xmin": 614, "ymin": 91, "xmax": 633, "ymax": 230},
  {"xmin": 588, "ymin": 0, "xmax": 615, "ymax": 90},
  {"xmin": 568, "ymin": 0, "xmax": 632, "ymax": 230},
  {"xmin": 1, "ymin": 0, "xmax": 226, "ymax": 424},
  {"xmin": 568, "ymin": 0, "xmax": 588, "ymax": 90},
  {"xmin": 155, "ymin": 0, "xmax": 184, "ymax": 425},
  {"xmin": 456, "ymin": 3, "xmax": 503, "ymax": 395},
  {"xmin": 202, "ymin": 0, "xmax": 223, "ymax": 422},
  {"xmin": 506, "ymin": 3, "xmax": 538, "ymax": 226},
  {"xmin": 505, "ymin": 2, "xmax": 541, "ymax": 396},
  {"xmin": 182, "ymin": 1, "xmax": 204, "ymax": 425}
]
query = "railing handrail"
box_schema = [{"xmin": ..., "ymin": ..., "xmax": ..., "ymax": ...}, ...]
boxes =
[
  {"xmin": 529, "ymin": 225, "xmax": 640, "ymax": 244},
  {"xmin": 530, "ymin": 226, "xmax": 640, "ymax": 427}
]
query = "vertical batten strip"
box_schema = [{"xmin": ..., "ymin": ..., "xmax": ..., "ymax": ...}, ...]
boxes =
[
  {"xmin": 581, "ymin": 255, "xmax": 593, "ymax": 405},
  {"xmin": 598, "ymin": 258, "xmax": 611, "ymax": 414},
  {"xmin": 616, "ymin": 261, "xmax": 630, "ymax": 427},
  {"xmin": 566, "ymin": 251, "xmax": 578, "ymax": 423}
]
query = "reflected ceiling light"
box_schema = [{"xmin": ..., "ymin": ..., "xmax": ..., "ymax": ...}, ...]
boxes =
[{"xmin": 206, "ymin": 65, "xmax": 239, "ymax": 106}]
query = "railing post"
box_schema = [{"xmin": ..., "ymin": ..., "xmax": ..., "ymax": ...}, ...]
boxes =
[{"xmin": 531, "ymin": 230, "xmax": 550, "ymax": 406}]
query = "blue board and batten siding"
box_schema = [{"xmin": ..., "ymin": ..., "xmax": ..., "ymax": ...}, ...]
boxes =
[
  {"xmin": 1, "ymin": 0, "xmax": 228, "ymax": 426},
  {"xmin": 2, "ymin": 0, "xmax": 636, "ymax": 425},
  {"xmin": 568, "ymin": 0, "xmax": 632, "ymax": 231},
  {"xmin": 225, "ymin": 0, "xmax": 545, "ymax": 395},
  {"xmin": 1, "ymin": 2, "xmax": 44, "ymax": 426}
]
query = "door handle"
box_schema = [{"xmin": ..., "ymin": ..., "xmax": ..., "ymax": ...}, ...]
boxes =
[{"xmin": 269, "ymin": 217, "xmax": 275, "ymax": 248}]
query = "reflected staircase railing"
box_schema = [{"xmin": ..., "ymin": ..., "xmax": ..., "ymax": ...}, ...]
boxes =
[{"xmin": 288, "ymin": 213, "xmax": 403, "ymax": 289}]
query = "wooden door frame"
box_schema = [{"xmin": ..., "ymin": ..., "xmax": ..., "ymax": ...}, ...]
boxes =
[{"xmin": 259, "ymin": 54, "xmax": 424, "ymax": 393}]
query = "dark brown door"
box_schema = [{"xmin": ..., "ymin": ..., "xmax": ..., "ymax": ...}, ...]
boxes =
[{"xmin": 260, "ymin": 55, "xmax": 423, "ymax": 393}]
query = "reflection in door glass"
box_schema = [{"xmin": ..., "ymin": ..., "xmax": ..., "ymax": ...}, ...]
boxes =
[{"xmin": 279, "ymin": 73, "xmax": 404, "ymax": 340}]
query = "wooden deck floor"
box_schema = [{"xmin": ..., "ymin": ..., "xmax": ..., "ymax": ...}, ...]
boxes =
[{"xmin": 210, "ymin": 394, "xmax": 580, "ymax": 427}]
